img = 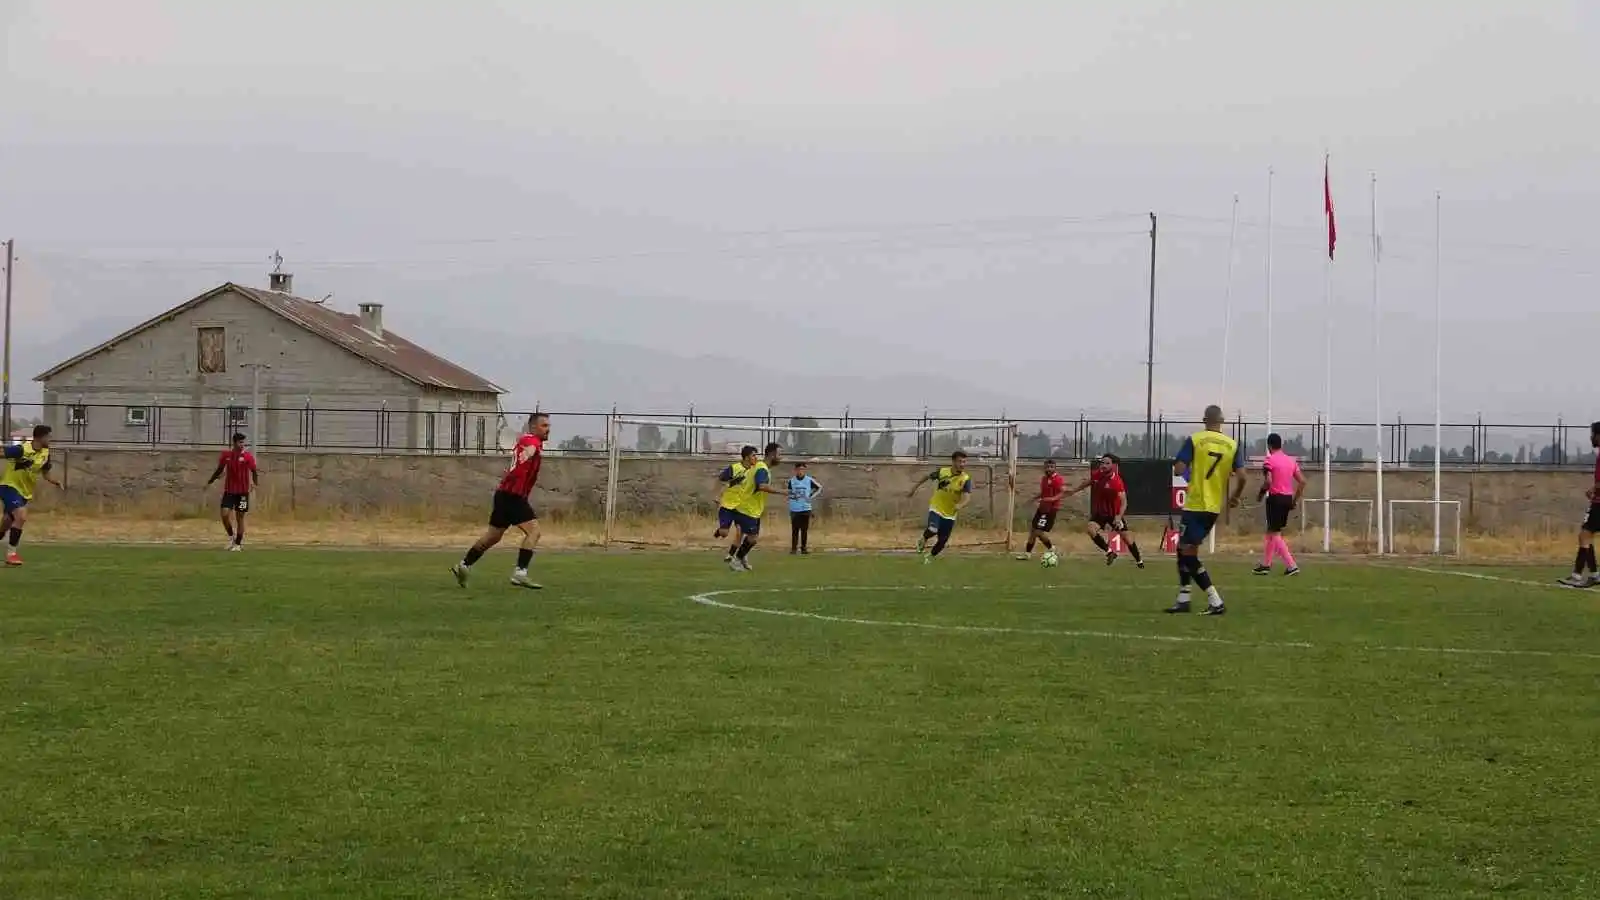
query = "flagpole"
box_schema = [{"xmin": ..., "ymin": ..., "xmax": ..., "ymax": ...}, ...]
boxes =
[
  {"xmin": 1322, "ymin": 154, "xmax": 1335, "ymax": 553},
  {"xmin": 1264, "ymin": 167, "xmax": 1275, "ymax": 434},
  {"xmin": 1432, "ymin": 191, "xmax": 1443, "ymax": 554},
  {"xmin": 1218, "ymin": 194, "xmax": 1240, "ymax": 409},
  {"xmin": 1371, "ymin": 172, "xmax": 1385, "ymax": 556}
]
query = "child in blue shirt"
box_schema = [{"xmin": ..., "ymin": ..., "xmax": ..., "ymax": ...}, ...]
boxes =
[{"xmin": 787, "ymin": 462, "xmax": 822, "ymax": 554}]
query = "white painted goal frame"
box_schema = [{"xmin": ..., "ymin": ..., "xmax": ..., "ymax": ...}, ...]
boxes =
[
  {"xmin": 602, "ymin": 416, "xmax": 1021, "ymax": 550},
  {"xmin": 1386, "ymin": 499, "xmax": 1462, "ymax": 557},
  {"xmin": 1298, "ymin": 498, "xmax": 1374, "ymax": 552}
]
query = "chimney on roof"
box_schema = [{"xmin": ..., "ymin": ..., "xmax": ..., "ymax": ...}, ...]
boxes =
[
  {"xmin": 358, "ymin": 302, "xmax": 384, "ymax": 337},
  {"xmin": 267, "ymin": 250, "xmax": 293, "ymax": 294}
]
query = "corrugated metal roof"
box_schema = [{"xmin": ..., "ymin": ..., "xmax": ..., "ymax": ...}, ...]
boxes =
[
  {"xmin": 231, "ymin": 286, "xmax": 503, "ymax": 393},
  {"xmin": 35, "ymin": 283, "xmax": 504, "ymax": 395}
]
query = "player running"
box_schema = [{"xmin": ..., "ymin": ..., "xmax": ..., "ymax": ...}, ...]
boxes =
[
  {"xmin": 715, "ymin": 446, "xmax": 758, "ymax": 562},
  {"xmin": 1558, "ymin": 421, "xmax": 1600, "ymax": 588},
  {"xmin": 205, "ymin": 432, "xmax": 258, "ymax": 551},
  {"xmin": 911, "ymin": 450, "xmax": 972, "ymax": 563},
  {"xmin": 1065, "ymin": 454, "xmax": 1145, "ymax": 568},
  {"xmin": 1254, "ymin": 433, "xmax": 1305, "ymax": 576},
  {"xmin": 0, "ymin": 425, "xmax": 61, "ymax": 566},
  {"xmin": 452, "ymin": 413, "xmax": 549, "ymax": 590},
  {"xmin": 728, "ymin": 442, "xmax": 784, "ymax": 572},
  {"xmin": 1167, "ymin": 406, "xmax": 1246, "ymax": 615},
  {"xmin": 1015, "ymin": 459, "xmax": 1067, "ymax": 561}
]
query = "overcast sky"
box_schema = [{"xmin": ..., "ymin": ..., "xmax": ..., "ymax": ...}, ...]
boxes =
[{"xmin": 2, "ymin": 0, "xmax": 1595, "ymax": 430}]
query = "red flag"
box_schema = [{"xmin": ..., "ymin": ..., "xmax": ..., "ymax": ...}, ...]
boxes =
[{"xmin": 1324, "ymin": 156, "xmax": 1337, "ymax": 260}]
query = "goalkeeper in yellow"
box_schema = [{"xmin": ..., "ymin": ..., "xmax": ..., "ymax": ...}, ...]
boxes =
[
  {"xmin": 1167, "ymin": 405, "xmax": 1247, "ymax": 615},
  {"xmin": 0, "ymin": 425, "xmax": 63, "ymax": 566},
  {"xmin": 910, "ymin": 450, "xmax": 973, "ymax": 563}
]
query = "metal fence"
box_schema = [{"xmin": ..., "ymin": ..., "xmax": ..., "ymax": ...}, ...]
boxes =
[{"xmin": 6, "ymin": 402, "xmax": 1596, "ymax": 467}]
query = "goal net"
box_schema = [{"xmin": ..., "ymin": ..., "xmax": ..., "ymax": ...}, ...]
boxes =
[
  {"xmin": 1385, "ymin": 499, "xmax": 1463, "ymax": 556},
  {"xmin": 602, "ymin": 416, "xmax": 1020, "ymax": 552},
  {"xmin": 1298, "ymin": 498, "xmax": 1376, "ymax": 554}
]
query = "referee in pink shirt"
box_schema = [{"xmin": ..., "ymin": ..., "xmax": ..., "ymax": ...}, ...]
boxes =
[{"xmin": 1255, "ymin": 433, "xmax": 1306, "ymax": 576}]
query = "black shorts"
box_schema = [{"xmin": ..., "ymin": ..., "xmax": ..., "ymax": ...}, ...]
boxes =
[
  {"xmin": 1031, "ymin": 507, "xmax": 1058, "ymax": 532},
  {"xmin": 489, "ymin": 490, "xmax": 537, "ymax": 529},
  {"xmin": 221, "ymin": 493, "xmax": 250, "ymax": 513},
  {"xmin": 1091, "ymin": 514, "xmax": 1127, "ymax": 532},
  {"xmin": 1265, "ymin": 494, "xmax": 1294, "ymax": 532},
  {"xmin": 1583, "ymin": 504, "xmax": 1600, "ymax": 534}
]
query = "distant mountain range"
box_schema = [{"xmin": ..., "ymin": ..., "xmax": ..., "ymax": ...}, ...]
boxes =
[{"xmin": 7, "ymin": 314, "xmax": 1127, "ymax": 423}]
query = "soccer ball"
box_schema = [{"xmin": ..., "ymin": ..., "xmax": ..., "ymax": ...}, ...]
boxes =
[{"xmin": 1041, "ymin": 550, "xmax": 1060, "ymax": 568}]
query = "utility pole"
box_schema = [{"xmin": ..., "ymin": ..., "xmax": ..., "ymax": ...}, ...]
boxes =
[
  {"xmin": 1143, "ymin": 213, "xmax": 1157, "ymax": 456},
  {"xmin": 241, "ymin": 363, "xmax": 271, "ymax": 446},
  {"xmin": 2, "ymin": 239, "xmax": 13, "ymax": 437}
]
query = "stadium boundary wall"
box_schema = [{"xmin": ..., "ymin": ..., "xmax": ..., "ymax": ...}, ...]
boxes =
[{"xmin": 38, "ymin": 448, "xmax": 1595, "ymax": 536}]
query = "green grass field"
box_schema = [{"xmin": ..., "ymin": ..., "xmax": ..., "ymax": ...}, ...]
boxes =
[{"xmin": 3, "ymin": 546, "xmax": 1598, "ymax": 898}]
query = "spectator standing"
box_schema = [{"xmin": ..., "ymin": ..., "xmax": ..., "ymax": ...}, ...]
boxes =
[{"xmin": 788, "ymin": 462, "xmax": 822, "ymax": 554}]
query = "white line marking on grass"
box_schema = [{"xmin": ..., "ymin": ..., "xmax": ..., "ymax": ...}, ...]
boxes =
[
  {"xmin": 687, "ymin": 585, "xmax": 1600, "ymax": 661},
  {"xmin": 1404, "ymin": 566, "xmax": 1566, "ymax": 590},
  {"xmin": 689, "ymin": 588, "xmax": 1307, "ymax": 649}
]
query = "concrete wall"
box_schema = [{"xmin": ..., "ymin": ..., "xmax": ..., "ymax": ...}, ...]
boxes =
[
  {"xmin": 37, "ymin": 288, "xmax": 500, "ymax": 449},
  {"xmin": 39, "ymin": 447, "xmax": 1595, "ymax": 536}
]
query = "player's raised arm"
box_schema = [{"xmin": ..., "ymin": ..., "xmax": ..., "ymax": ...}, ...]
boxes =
[
  {"xmin": 1172, "ymin": 437, "xmax": 1195, "ymax": 479},
  {"xmin": 907, "ymin": 470, "xmax": 937, "ymax": 499},
  {"xmin": 754, "ymin": 466, "xmax": 785, "ymax": 496}
]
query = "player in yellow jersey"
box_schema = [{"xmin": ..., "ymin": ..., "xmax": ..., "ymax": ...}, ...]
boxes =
[
  {"xmin": 729, "ymin": 442, "xmax": 785, "ymax": 572},
  {"xmin": 0, "ymin": 425, "xmax": 62, "ymax": 566},
  {"xmin": 1166, "ymin": 405, "xmax": 1247, "ymax": 615},
  {"xmin": 714, "ymin": 446, "xmax": 758, "ymax": 562},
  {"xmin": 909, "ymin": 450, "xmax": 973, "ymax": 563}
]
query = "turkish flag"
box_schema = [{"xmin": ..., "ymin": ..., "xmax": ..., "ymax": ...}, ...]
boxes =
[{"xmin": 1324, "ymin": 156, "xmax": 1337, "ymax": 260}]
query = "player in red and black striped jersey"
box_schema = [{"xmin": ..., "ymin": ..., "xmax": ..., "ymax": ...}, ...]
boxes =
[
  {"xmin": 1558, "ymin": 421, "xmax": 1600, "ymax": 588},
  {"xmin": 1065, "ymin": 454, "xmax": 1145, "ymax": 568},
  {"xmin": 452, "ymin": 413, "xmax": 551, "ymax": 590},
  {"xmin": 1015, "ymin": 460, "xmax": 1067, "ymax": 560},
  {"xmin": 205, "ymin": 432, "xmax": 258, "ymax": 551}
]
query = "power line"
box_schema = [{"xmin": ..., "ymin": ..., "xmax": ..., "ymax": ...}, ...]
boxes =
[
  {"xmin": 1163, "ymin": 212, "xmax": 1596, "ymax": 257},
  {"xmin": 22, "ymin": 212, "xmax": 1152, "ymax": 254},
  {"xmin": 27, "ymin": 227, "xmax": 1153, "ymax": 271}
]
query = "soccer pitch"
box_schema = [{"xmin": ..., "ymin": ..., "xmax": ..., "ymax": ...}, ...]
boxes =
[{"xmin": 4, "ymin": 548, "xmax": 1597, "ymax": 898}]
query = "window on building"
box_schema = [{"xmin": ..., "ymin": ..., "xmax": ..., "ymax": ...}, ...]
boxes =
[
  {"xmin": 228, "ymin": 406, "xmax": 248, "ymax": 426},
  {"xmin": 197, "ymin": 327, "xmax": 226, "ymax": 373},
  {"xmin": 125, "ymin": 407, "xmax": 150, "ymax": 426},
  {"xmin": 67, "ymin": 405, "xmax": 87, "ymax": 425}
]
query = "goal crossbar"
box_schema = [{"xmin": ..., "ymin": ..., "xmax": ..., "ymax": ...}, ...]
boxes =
[{"xmin": 603, "ymin": 416, "xmax": 1021, "ymax": 551}]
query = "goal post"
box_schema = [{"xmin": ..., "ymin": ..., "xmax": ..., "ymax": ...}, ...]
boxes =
[
  {"xmin": 1386, "ymin": 499, "xmax": 1462, "ymax": 556},
  {"xmin": 602, "ymin": 416, "xmax": 1021, "ymax": 552},
  {"xmin": 1298, "ymin": 498, "xmax": 1375, "ymax": 554}
]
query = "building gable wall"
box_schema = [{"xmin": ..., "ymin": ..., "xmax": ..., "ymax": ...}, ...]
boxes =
[{"xmin": 38, "ymin": 289, "xmax": 499, "ymax": 449}]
